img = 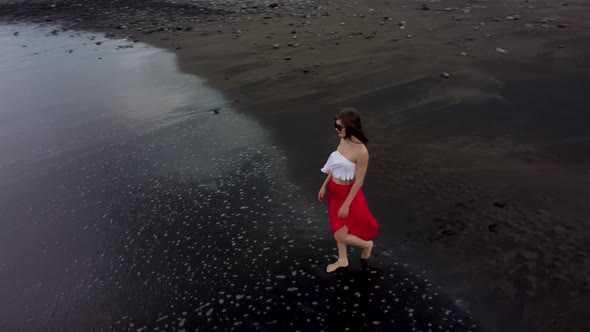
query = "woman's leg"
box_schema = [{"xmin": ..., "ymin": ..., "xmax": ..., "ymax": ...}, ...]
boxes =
[
  {"xmin": 334, "ymin": 226, "xmax": 373, "ymax": 252},
  {"xmin": 327, "ymin": 241, "xmax": 348, "ymax": 272}
]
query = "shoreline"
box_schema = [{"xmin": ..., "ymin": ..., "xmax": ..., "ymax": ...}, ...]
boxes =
[{"xmin": 3, "ymin": 1, "xmax": 590, "ymax": 331}]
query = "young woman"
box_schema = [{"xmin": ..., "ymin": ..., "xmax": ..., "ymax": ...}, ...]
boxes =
[{"xmin": 319, "ymin": 108, "xmax": 379, "ymax": 273}]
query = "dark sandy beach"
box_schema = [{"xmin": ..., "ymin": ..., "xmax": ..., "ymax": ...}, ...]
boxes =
[{"xmin": 1, "ymin": 0, "xmax": 590, "ymax": 331}]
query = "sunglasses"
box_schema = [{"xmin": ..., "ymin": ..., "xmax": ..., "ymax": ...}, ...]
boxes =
[{"xmin": 335, "ymin": 123, "xmax": 344, "ymax": 131}]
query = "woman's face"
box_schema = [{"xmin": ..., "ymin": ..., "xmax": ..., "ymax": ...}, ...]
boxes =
[{"xmin": 335, "ymin": 119, "xmax": 346, "ymax": 138}]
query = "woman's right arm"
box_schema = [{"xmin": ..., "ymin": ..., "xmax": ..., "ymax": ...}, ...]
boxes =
[
  {"xmin": 322, "ymin": 172, "xmax": 332, "ymax": 189},
  {"xmin": 318, "ymin": 172, "xmax": 332, "ymax": 202}
]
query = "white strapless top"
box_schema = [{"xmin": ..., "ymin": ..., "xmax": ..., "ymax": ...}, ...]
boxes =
[{"xmin": 321, "ymin": 150, "xmax": 356, "ymax": 181}]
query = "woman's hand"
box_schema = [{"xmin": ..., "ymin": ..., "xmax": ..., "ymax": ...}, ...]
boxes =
[
  {"xmin": 318, "ymin": 186, "xmax": 326, "ymax": 202},
  {"xmin": 338, "ymin": 205, "xmax": 350, "ymax": 218}
]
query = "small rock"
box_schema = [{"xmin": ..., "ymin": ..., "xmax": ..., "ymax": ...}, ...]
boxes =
[
  {"xmin": 441, "ymin": 72, "xmax": 451, "ymax": 79},
  {"xmin": 284, "ymin": 57, "xmax": 291, "ymax": 61},
  {"xmin": 494, "ymin": 201, "xmax": 508, "ymax": 207},
  {"xmin": 273, "ymin": 44, "xmax": 280, "ymax": 49},
  {"xmin": 460, "ymin": 52, "xmax": 468, "ymax": 56},
  {"xmin": 558, "ymin": 44, "xmax": 565, "ymax": 49},
  {"xmin": 495, "ymin": 47, "xmax": 507, "ymax": 54},
  {"xmin": 421, "ymin": 4, "xmax": 430, "ymax": 11},
  {"xmin": 268, "ymin": 3, "xmax": 279, "ymax": 8},
  {"xmin": 96, "ymin": 41, "xmax": 102, "ymax": 45},
  {"xmin": 406, "ymin": 34, "xmax": 413, "ymax": 39},
  {"xmin": 210, "ymin": 107, "xmax": 220, "ymax": 114},
  {"xmin": 557, "ymin": 23, "xmax": 568, "ymax": 28},
  {"xmin": 488, "ymin": 224, "xmax": 498, "ymax": 232},
  {"xmin": 13, "ymin": 32, "xmax": 19, "ymax": 36}
]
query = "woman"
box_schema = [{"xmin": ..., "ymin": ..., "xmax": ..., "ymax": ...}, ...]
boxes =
[{"xmin": 319, "ymin": 108, "xmax": 379, "ymax": 273}]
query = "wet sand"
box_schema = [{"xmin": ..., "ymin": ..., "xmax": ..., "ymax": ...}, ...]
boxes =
[
  {"xmin": 0, "ymin": 24, "xmax": 479, "ymax": 332},
  {"xmin": 2, "ymin": 1, "xmax": 590, "ymax": 331}
]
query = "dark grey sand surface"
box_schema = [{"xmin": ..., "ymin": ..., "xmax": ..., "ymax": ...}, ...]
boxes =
[{"xmin": 1, "ymin": 1, "xmax": 590, "ymax": 331}]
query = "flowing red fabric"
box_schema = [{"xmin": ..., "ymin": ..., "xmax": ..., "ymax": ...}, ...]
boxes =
[{"xmin": 328, "ymin": 179, "xmax": 379, "ymax": 240}]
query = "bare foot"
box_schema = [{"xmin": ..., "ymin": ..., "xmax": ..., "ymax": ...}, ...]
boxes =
[
  {"xmin": 326, "ymin": 258, "xmax": 349, "ymax": 273},
  {"xmin": 361, "ymin": 241, "xmax": 374, "ymax": 259}
]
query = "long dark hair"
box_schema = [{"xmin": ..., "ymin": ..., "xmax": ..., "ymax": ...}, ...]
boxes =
[{"xmin": 336, "ymin": 108, "xmax": 369, "ymax": 144}]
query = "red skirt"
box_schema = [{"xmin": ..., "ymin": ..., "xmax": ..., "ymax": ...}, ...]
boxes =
[{"xmin": 328, "ymin": 179, "xmax": 379, "ymax": 240}]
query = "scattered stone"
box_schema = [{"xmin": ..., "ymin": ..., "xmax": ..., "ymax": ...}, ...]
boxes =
[
  {"xmin": 441, "ymin": 72, "xmax": 451, "ymax": 79},
  {"xmin": 440, "ymin": 221, "xmax": 464, "ymax": 236},
  {"xmin": 460, "ymin": 52, "xmax": 468, "ymax": 56},
  {"xmin": 557, "ymin": 23, "xmax": 568, "ymax": 28},
  {"xmin": 421, "ymin": 4, "xmax": 431, "ymax": 11},
  {"xmin": 284, "ymin": 57, "xmax": 291, "ymax": 61},
  {"xmin": 488, "ymin": 224, "xmax": 498, "ymax": 232},
  {"xmin": 210, "ymin": 107, "xmax": 220, "ymax": 114},
  {"xmin": 96, "ymin": 41, "xmax": 102, "ymax": 45},
  {"xmin": 494, "ymin": 201, "xmax": 508, "ymax": 207},
  {"xmin": 495, "ymin": 47, "xmax": 507, "ymax": 54},
  {"xmin": 13, "ymin": 32, "xmax": 19, "ymax": 36},
  {"xmin": 268, "ymin": 3, "xmax": 279, "ymax": 9},
  {"xmin": 558, "ymin": 44, "xmax": 565, "ymax": 49},
  {"xmin": 406, "ymin": 34, "xmax": 413, "ymax": 39},
  {"xmin": 273, "ymin": 44, "xmax": 280, "ymax": 49}
]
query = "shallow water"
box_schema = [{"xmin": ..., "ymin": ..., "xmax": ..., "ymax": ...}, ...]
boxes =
[{"xmin": 0, "ymin": 24, "xmax": 480, "ymax": 331}]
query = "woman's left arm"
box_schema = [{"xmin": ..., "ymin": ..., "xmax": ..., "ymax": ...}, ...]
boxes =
[{"xmin": 338, "ymin": 150, "xmax": 369, "ymax": 217}]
